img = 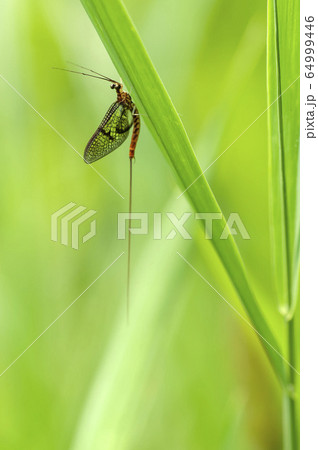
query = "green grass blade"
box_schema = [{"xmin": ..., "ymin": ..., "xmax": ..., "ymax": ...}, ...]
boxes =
[
  {"xmin": 267, "ymin": 0, "xmax": 300, "ymax": 448},
  {"xmin": 81, "ymin": 0, "xmax": 287, "ymax": 386},
  {"xmin": 267, "ymin": 0, "xmax": 300, "ymax": 318}
]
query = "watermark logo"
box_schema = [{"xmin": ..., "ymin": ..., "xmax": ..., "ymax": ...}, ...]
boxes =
[
  {"xmin": 118, "ymin": 212, "xmax": 250, "ymax": 240},
  {"xmin": 51, "ymin": 202, "xmax": 97, "ymax": 250}
]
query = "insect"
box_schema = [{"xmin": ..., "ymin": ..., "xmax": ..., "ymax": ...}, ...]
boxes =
[
  {"xmin": 54, "ymin": 63, "xmax": 140, "ymax": 319},
  {"xmin": 83, "ymin": 75, "xmax": 140, "ymax": 163}
]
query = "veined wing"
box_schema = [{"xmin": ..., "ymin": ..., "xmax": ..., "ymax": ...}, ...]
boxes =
[{"xmin": 84, "ymin": 102, "xmax": 133, "ymax": 164}]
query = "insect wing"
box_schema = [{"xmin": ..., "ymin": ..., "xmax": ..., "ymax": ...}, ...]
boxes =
[{"xmin": 84, "ymin": 102, "xmax": 133, "ymax": 163}]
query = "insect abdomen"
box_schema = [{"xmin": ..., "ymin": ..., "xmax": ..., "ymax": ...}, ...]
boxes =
[{"xmin": 129, "ymin": 107, "xmax": 141, "ymax": 159}]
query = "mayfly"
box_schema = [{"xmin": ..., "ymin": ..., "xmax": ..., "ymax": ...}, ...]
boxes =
[{"xmin": 54, "ymin": 63, "xmax": 141, "ymax": 318}]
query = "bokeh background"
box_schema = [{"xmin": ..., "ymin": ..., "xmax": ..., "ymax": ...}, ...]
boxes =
[{"xmin": 0, "ymin": 0, "xmax": 295, "ymax": 448}]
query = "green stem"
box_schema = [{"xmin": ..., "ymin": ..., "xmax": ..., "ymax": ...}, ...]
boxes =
[
  {"xmin": 268, "ymin": 0, "xmax": 299, "ymax": 446},
  {"xmin": 282, "ymin": 317, "xmax": 298, "ymax": 450}
]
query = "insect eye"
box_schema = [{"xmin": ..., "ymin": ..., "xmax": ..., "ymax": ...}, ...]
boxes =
[{"xmin": 110, "ymin": 83, "xmax": 116, "ymax": 89}]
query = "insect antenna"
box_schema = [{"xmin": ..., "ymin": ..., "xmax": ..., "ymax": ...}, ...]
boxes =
[
  {"xmin": 66, "ymin": 61, "xmax": 119, "ymax": 84},
  {"xmin": 52, "ymin": 66, "xmax": 110, "ymax": 82}
]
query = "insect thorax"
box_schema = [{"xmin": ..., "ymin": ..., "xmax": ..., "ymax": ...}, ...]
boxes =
[{"xmin": 117, "ymin": 91, "xmax": 134, "ymax": 111}]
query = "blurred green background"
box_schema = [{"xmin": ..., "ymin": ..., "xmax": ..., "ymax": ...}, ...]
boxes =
[{"xmin": 0, "ymin": 0, "xmax": 295, "ymax": 448}]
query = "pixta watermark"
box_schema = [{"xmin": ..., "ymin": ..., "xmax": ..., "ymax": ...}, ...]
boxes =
[
  {"xmin": 51, "ymin": 202, "xmax": 97, "ymax": 250},
  {"xmin": 117, "ymin": 212, "xmax": 250, "ymax": 240}
]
